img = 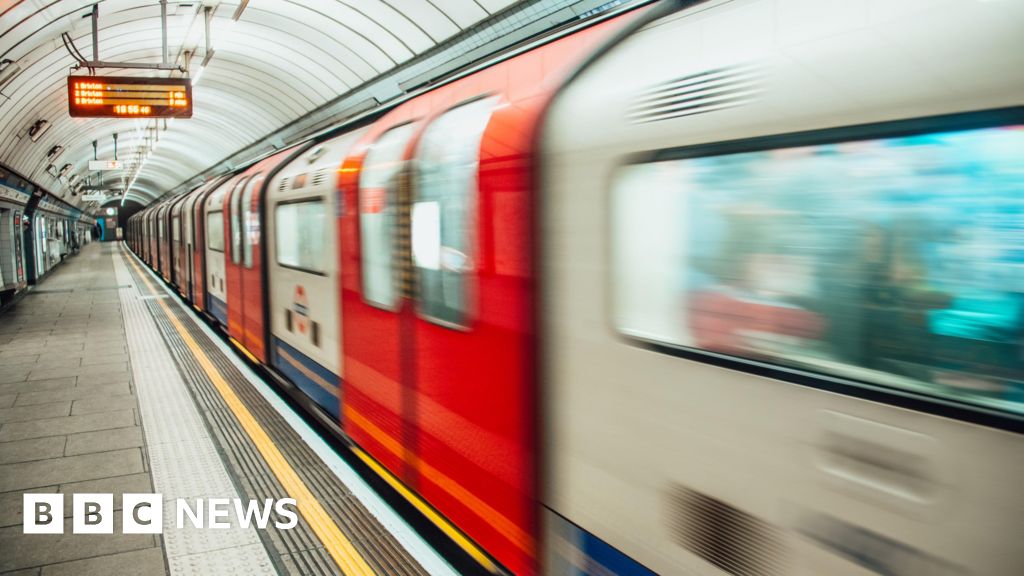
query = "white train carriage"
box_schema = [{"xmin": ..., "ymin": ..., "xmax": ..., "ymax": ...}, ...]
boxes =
[
  {"xmin": 203, "ymin": 177, "xmax": 239, "ymax": 326},
  {"xmin": 541, "ymin": 0, "xmax": 1024, "ymax": 574},
  {"xmin": 265, "ymin": 128, "xmax": 369, "ymax": 417}
]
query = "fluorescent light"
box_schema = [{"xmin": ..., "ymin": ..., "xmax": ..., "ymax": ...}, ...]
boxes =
[
  {"xmin": 191, "ymin": 65, "xmax": 205, "ymax": 86},
  {"xmin": 29, "ymin": 120, "xmax": 51, "ymax": 142},
  {"xmin": 0, "ymin": 59, "xmax": 20, "ymax": 89}
]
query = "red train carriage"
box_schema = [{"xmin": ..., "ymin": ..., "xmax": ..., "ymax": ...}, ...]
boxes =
[
  {"xmin": 189, "ymin": 176, "xmax": 228, "ymax": 315},
  {"xmin": 222, "ymin": 149, "xmax": 299, "ymax": 363},
  {"xmin": 338, "ymin": 18, "xmax": 628, "ymax": 576},
  {"xmin": 157, "ymin": 200, "xmax": 173, "ymax": 282}
]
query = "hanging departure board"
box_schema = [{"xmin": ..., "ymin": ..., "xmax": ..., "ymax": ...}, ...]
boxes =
[{"xmin": 67, "ymin": 75, "xmax": 192, "ymax": 118}]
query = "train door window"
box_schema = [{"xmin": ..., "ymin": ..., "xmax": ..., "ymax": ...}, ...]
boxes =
[
  {"xmin": 413, "ymin": 96, "xmax": 497, "ymax": 328},
  {"xmin": 231, "ymin": 178, "xmax": 249, "ymax": 265},
  {"xmin": 275, "ymin": 200, "xmax": 326, "ymax": 274},
  {"xmin": 172, "ymin": 216, "xmax": 180, "ymax": 243},
  {"xmin": 207, "ymin": 210, "xmax": 224, "ymax": 252},
  {"xmin": 611, "ymin": 121, "xmax": 1024, "ymax": 415},
  {"xmin": 359, "ymin": 122, "xmax": 417, "ymax": 310},
  {"xmin": 158, "ymin": 216, "xmax": 165, "ymax": 240},
  {"xmin": 242, "ymin": 175, "xmax": 260, "ymax": 269}
]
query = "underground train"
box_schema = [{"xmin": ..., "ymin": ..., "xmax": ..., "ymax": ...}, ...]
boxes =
[
  {"xmin": 128, "ymin": 0, "xmax": 1024, "ymax": 574},
  {"xmin": 1, "ymin": 169, "xmax": 93, "ymax": 308}
]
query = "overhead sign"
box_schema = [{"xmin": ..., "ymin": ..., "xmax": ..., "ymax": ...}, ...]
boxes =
[
  {"xmin": 81, "ymin": 193, "xmax": 109, "ymax": 202},
  {"xmin": 68, "ymin": 75, "xmax": 192, "ymax": 118},
  {"xmin": 89, "ymin": 160, "xmax": 122, "ymax": 171}
]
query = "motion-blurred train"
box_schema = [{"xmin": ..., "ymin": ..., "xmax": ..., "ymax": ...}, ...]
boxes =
[{"xmin": 128, "ymin": 0, "xmax": 1024, "ymax": 574}]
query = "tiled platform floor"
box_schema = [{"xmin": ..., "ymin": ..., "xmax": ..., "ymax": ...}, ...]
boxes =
[{"xmin": 0, "ymin": 243, "xmax": 166, "ymax": 575}]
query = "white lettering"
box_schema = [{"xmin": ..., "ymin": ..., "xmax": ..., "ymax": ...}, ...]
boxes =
[
  {"xmin": 176, "ymin": 499, "xmax": 203, "ymax": 529},
  {"xmin": 207, "ymin": 498, "xmax": 230, "ymax": 529},
  {"xmin": 234, "ymin": 499, "xmax": 274, "ymax": 529},
  {"xmin": 274, "ymin": 498, "xmax": 298, "ymax": 529}
]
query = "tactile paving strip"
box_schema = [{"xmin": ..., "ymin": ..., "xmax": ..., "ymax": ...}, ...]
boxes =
[
  {"xmin": 122, "ymin": 253, "xmax": 431, "ymax": 576},
  {"xmin": 114, "ymin": 253, "xmax": 277, "ymax": 576}
]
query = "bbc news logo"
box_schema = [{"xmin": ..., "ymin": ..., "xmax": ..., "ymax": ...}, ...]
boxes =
[{"xmin": 23, "ymin": 493, "xmax": 298, "ymax": 534}]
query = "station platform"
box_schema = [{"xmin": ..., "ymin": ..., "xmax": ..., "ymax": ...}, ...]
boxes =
[{"xmin": 0, "ymin": 243, "xmax": 455, "ymax": 576}]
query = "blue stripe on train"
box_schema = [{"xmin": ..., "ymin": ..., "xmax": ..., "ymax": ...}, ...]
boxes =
[
  {"xmin": 548, "ymin": 511, "xmax": 657, "ymax": 576},
  {"xmin": 209, "ymin": 295, "xmax": 228, "ymax": 326},
  {"xmin": 580, "ymin": 529, "xmax": 656, "ymax": 576},
  {"xmin": 271, "ymin": 337, "xmax": 340, "ymax": 418}
]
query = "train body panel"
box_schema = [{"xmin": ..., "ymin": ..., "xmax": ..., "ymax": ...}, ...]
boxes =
[
  {"xmin": 541, "ymin": 0, "xmax": 1024, "ymax": 574},
  {"xmin": 266, "ymin": 136, "xmax": 362, "ymax": 415}
]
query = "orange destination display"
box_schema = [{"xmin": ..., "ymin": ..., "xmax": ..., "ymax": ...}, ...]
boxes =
[{"xmin": 67, "ymin": 75, "xmax": 192, "ymax": 118}]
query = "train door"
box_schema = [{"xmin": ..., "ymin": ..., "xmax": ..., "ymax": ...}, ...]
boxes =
[
  {"xmin": 192, "ymin": 182, "xmax": 220, "ymax": 313},
  {"xmin": 47, "ymin": 217, "xmax": 58, "ymax": 268},
  {"xmin": 182, "ymin": 192, "xmax": 197, "ymax": 300},
  {"xmin": 409, "ymin": 97, "xmax": 540, "ymax": 575},
  {"xmin": 34, "ymin": 215, "xmax": 46, "ymax": 278},
  {"xmin": 148, "ymin": 210, "xmax": 158, "ymax": 267},
  {"xmin": 159, "ymin": 204, "xmax": 173, "ymax": 281},
  {"xmin": 342, "ymin": 121, "xmax": 419, "ymax": 479},
  {"xmin": 157, "ymin": 206, "xmax": 166, "ymax": 275},
  {"xmin": 204, "ymin": 178, "xmax": 235, "ymax": 326},
  {"xmin": 171, "ymin": 201, "xmax": 182, "ymax": 288},
  {"xmin": 239, "ymin": 175, "xmax": 264, "ymax": 358},
  {"xmin": 15, "ymin": 211, "xmax": 24, "ymax": 286},
  {"xmin": 0, "ymin": 208, "xmax": 10, "ymax": 289},
  {"xmin": 224, "ymin": 175, "xmax": 251, "ymax": 341}
]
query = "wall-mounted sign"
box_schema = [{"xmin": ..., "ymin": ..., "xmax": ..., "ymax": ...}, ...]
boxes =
[
  {"xmin": 89, "ymin": 160, "xmax": 122, "ymax": 171},
  {"xmin": 68, "ymin": 75, "xmax": 192, "ymax": 118}
]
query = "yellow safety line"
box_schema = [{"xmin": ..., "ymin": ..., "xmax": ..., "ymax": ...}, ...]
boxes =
[
  {"xmin": 345, "ymin": 406, "xmax": 531, "ymax": 556},
  {"xmin": 349, "ymin": 445, "xmax": 503, "ymax": 574},
  {"xmin": 228, "ymin": 336, "xmax": 260, "ymax": 364},
  {"xmin": 123, "ymin": 248, "xmax": 377, "ymax": 576}
]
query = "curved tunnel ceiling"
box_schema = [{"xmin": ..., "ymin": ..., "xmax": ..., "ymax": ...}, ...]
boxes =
[{"xmin": 0, "ymin": 0, "xmax": 521, "ymax": 209}]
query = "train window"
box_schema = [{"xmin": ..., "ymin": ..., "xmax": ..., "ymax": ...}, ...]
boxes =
[
  {"xmin": 230, "ymin": 178, "xmax": 248, "ymax": 265},
  {"xmin": 359, "ymin": 122, "xmax": 417, "ymax": 310},
  {"xmin": 612, "ymin": 122, "xmax": 1024, "ymax": 414},
  {"xmin": 242, "ymin": 175, "xmax": 260, "ymax": 269},
  {"xmin": 413, "ymin": 96, "xmax": 496, "ymax": 328},
  {"xmin": 207, "ymin": 210, "xmax": 224, "ymax": 252},
  {"xmin": 275, "ymin": 200, "xmax": 326, "ymax": 274},
  {"xmin": 172, "ymin": 217, "xmax": 180, "ymax": 243}
]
